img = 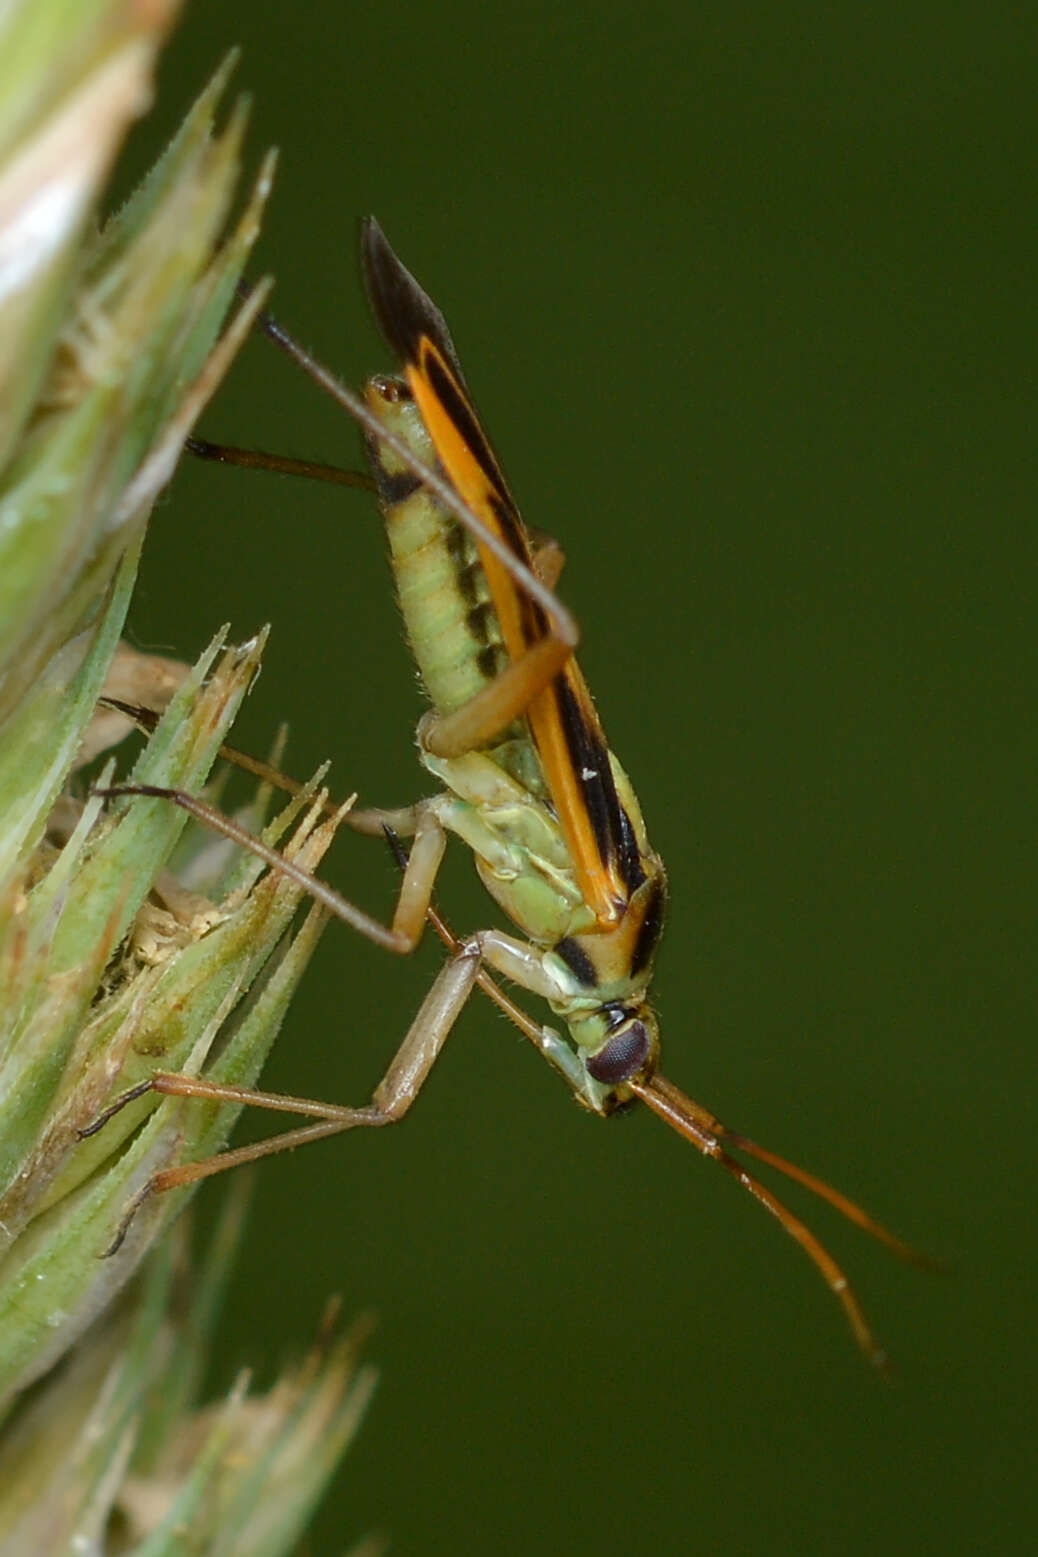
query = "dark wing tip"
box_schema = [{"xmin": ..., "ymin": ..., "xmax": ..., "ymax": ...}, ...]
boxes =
[{"xmin": 361, "ymin": 216, "xmax": 462, "ymax": 377}]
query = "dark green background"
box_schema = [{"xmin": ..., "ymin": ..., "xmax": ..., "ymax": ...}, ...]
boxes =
[{"xmin": 113, "ymin": 4, "xmax": 1033, "ymax": 1553}]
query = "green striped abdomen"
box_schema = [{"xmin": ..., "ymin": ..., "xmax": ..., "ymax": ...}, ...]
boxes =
[{"xmin": 364, "ymin": 376, "xmax": 509, "ymax": 718}]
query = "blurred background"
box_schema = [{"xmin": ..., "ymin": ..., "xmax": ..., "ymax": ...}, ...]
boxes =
[{"xmin": 111, "ymin": 4, "xmax": 1033, "ymax": 1553}]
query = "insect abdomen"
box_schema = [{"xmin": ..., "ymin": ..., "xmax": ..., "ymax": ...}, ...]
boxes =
[{"xmin": 364, "ymin": 376, "xmax": 509, "ymax": 718}]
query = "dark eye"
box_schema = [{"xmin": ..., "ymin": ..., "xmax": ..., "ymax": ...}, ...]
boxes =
[{"xmin": 586, "ymin": 1021, "xmax": 651, "ymax": 1085}]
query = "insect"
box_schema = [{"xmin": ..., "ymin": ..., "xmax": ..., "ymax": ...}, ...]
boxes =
[{"xmin": 94, "ymin": 218, "xmax": 930, "ymax": 1368}]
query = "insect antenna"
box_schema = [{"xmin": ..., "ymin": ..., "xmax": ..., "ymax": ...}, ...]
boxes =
[
  {"xmin": 186, "ymin": 435, "xmax": 375, "ymax": 490},
  {"xmin": 629, "ymin": 1071, "xmax": 939, "ymax": 1370}
]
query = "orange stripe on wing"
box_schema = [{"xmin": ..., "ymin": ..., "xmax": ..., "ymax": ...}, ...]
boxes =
[
  {"xmin": 407, "ymin": 340, "xmax": 540, "ymax": 663},
  {"xmin": 362, "ymin": 217, "xmax": 633, "ymax": 925},
  {"xmin": 407, "ymin": 343, "xmax": 630, "ymax": 926}
]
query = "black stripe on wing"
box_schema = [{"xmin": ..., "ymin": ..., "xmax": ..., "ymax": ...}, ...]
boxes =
[
  {"xmin": 553, "ymin": 674, "xmax": 647, "ymax": 899},
  {"xmin": 422, "ymin": 348, "xmax": 516, "ymax": 535},
  {"xmin": 363, "ymin": 218, "xmax": 544, "ymax": 643}
]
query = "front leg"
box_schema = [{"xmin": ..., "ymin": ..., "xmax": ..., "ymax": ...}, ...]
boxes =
[
  {"xmin": 92, "ymin": 916, "xmax": 596, "ymax": 1258},
  {"xmin": 121, "ymin": 925, "xmax": 584, "ymax": 1157},
  {"xmin": 91, "ymin": 933, "xmax": 487, "ymax": 1250}
]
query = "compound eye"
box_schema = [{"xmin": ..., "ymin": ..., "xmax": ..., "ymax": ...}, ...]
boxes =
[{"xmin": 586, "ymin": 1021, "xmax": 652, "ymax": 1085}]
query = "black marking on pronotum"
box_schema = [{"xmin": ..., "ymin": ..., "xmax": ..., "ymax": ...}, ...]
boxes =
[
  {"xmin": 629, "ymin": 876, "xmax": 667, "ymax": 979},
  {"xmin": 586, "ymin": 1021, "xmax": 652, "ymax": 1085},
  {"xmin": 556, "ymin": 936, "xmax": 597, "ymax": 987},
  {"xmin": 362, "ymin": 217, "xmax": 465, "ymax": 381}
]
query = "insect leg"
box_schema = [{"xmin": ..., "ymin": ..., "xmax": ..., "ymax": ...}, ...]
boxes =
[
  {"xmin": 418, "ymin": 634, "xmax": 572, "ymax": 760},
  {"xmin": 97, "ymin": 696, "xmax": 423, "ymax": 839},
  {"xmin": 186, "ymin": 436, "xmax": 375, "ymax": 490},
  {"xmin": 94, "ymin": 782, "xmax": 445, "ymax": 953},
  {"xmin": 96, "ymin": 938, "xmax": 487, "ymax": 1251}
]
